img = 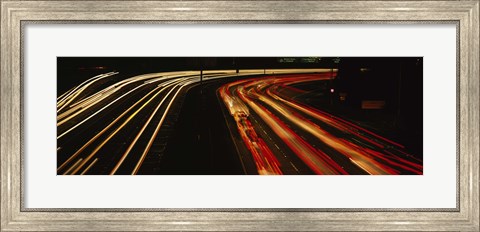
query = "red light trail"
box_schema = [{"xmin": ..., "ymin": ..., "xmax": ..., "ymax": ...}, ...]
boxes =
[{"xmin": 219, "ymin": 72, "xmax": 422, "ymax": 175}]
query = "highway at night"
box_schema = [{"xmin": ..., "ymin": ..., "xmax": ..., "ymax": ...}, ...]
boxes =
[
  {"xmin": 57, "ymin": 68, "xmax": 422, "ymax": 175},
  {"xmin": 219, "ymin": 72, "xmax": 423, "ymax": 175}
]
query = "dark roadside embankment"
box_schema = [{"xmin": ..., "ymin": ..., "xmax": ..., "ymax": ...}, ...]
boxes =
[{"xmin": 156, "ymin": 79, "xmax": 245, "ymax": 175}]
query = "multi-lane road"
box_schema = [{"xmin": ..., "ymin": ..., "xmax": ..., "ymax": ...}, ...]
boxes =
[
  {"xmin": 219, "ymin": 72, "xmax": 423, "ymax": 175},
  {"xmin": 57, "ymin": 69, "xmax": 422, "ymax": 175},
  {"xmin": 57, "ymin": 70, "xmax": 246, "ymax": 175}
]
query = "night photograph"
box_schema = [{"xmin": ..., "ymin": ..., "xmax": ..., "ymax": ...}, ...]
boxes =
[{"xmin": 57, "ymin": 57, "xmax": 423, "ymax": 175}]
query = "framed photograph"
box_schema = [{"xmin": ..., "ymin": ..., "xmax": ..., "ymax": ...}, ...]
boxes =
[{"xmin": 1, "ymin": 0, "xmax": 478, "ymax": 231}]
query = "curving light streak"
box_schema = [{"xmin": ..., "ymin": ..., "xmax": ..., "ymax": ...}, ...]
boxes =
[
  {"xmin": 57, "ymin": 73, "xmax": 166, "ymax": 124},
  {"xmin": 219, "ymin": 85, "xmax": 282, "ymax": 175},
  {"xmin": 111, "ymin": 78, "xmax": 195, "ymax": 175},
  {"xmin": 57, "ymin": 74, "xmax": 191, "ymax": 139},
  {"xmin": 57, "ymin": 71, "xmax": 250, "ymax": 139},
  {"xmin": 57, "ymin": 85, "xmax": 164, "ymax": 172},
  {"xmin": 59, "ymin": 69, "xmax": 271, "ymax": 175},
  {"xmin": 131, "ymin": 78, "xmax": 198, "ymax": 175},
  {"xmin": 252, "ymin": 87, "xmax": 396, "ymax": 175},
  {"xmin": 57, "ymin": 72, "xmax": 118, "ymax": 112},
  {"xmin": 66, "ymin": 80, "xmax": 183, "ymax": 175},
  {"xmin": 218, "ymin": 73, "xmax": 423, "ymax": 175},
  {"xmin": 235, "ymin": 84, "xmax": 347, "ymax": 175}
]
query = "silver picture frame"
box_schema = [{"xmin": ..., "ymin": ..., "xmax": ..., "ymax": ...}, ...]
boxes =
[{"xmin": 1, "ymin": 1, "xmax": 478, "ymax": 231}]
